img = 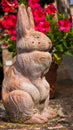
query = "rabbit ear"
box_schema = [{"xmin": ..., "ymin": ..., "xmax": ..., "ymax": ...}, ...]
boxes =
[
  {"xmin": 27, "ymin": 7, "xmax": 35, "ymax": 29},
  {"xmin": 16, "ymin": 4, "xmax": 30, "ymax": 38}
]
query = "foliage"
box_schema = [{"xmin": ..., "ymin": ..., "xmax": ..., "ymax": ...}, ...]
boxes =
[
  {"xmin": 46, "ymin": 14, "xmax": 73, "ymax": 64},
  {"xmin": 0, "ymin": 0, "xmax": 73, "ymax": 64}
]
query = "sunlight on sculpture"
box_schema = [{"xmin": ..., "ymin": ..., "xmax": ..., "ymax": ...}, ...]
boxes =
[{"xmin": 2, "ymin": 4, "xmax": 57, "ymax": 123}]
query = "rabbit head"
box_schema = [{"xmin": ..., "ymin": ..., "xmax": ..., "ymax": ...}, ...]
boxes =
[{"xmin": 16, "ymin": 4, "xmax": 52, "ymax": 53}]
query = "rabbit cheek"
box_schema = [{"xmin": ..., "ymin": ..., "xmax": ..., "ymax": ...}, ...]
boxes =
[{"xmin": 32, "ymin": 31, "xmax": 52, "ymax": 51}]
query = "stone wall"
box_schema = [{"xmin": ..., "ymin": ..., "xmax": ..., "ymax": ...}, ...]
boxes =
[
  {"xmin": 70, "ymin": 5, "xmax": 73, "ymax": 18},
  {"xmin": 55, "ymin": 0, "xmax": 71, "ymax": 17}
]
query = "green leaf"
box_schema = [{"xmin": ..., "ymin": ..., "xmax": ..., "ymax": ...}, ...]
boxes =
[
  {"xmin": 58, "ymin": 13, "xmax": 67, "ymax": 20},
  {"xmin": 18, "ymin": 0, "xmax": 28, "ymax": 6},
  {"xmin": 65, "ymin": 50, "xmax": 73, "ymax": 57},
  {"xmin": 53, "ymin": 53, "xmax": 63, "ymax": 65},
  {"xmin": 55, "ymin": 44, "xmax": 64, "ymax": 53}
]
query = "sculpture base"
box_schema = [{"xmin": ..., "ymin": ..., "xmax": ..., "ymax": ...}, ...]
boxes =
[{"xmin": 7, "ymin": 107, "xmax": 57, "ymax": 124}]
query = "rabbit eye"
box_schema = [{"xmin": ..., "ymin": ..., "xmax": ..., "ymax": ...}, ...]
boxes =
[{"xmin": 38, "ymin": 42, "xmax": 40, "ymax": 44}]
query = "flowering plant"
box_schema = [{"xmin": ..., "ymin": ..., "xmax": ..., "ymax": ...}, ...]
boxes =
[{"xmin": 0, "ymin": 0, "xmax": 73, "ymax": 64}]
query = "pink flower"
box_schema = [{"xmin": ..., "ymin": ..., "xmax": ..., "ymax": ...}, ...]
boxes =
[
  {"xmin": 1, "ymin": 0, "xmax": 18, "ymax": 12},
  {"xmin": 59, "ymin": 19, "xmax": 72, "ymax": 32},
  {"xmin": 11, "ymin": 35, "xmax": 16, "ymax": 41},
  {"xmin": 45, "ymin": 4, "xmax": 56, "ymax": 16},
  {"xmin": 28, "ymin": 0, "xmax": 39, "ymax": 8},
  {"xmin": 35, "ymin": 20, "xmax": 50, "ymax": 34}
]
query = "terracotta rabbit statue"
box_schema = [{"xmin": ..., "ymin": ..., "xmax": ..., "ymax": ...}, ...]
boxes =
[{"xmin": 2, "ymin": 4, "xmax": 57, "ymax": 123}]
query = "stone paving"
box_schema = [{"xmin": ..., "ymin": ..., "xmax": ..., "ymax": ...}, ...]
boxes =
[
  {"xmin": 0, "ymin": 56, "xmax": 73, "ymax": 130},
  {"xmin": 63, "ymin": 55, "xmax": 73, "ymax": 80}
]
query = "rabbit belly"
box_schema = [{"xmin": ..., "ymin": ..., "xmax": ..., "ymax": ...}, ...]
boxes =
[
  {"xmin": 16, "ymin": 51, "xmax": 51, "ymax": 102},
  {"xmin": 16, "ymin": 51, "xmax": 52, "ymax": 78}
]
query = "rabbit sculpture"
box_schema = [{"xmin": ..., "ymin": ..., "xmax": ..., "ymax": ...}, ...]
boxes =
[{"xmin": 2, "ymin": 4, "xmax": 57, "ymax": 123}]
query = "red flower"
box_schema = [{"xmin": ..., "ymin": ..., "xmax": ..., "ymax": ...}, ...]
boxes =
[
  {"xmin": 59, "ymin": 19, "xmax": 72, "ymax": 32},
  {"xmin": 45, "ymin": 4, "xmax": 56, "ymax": 16},
  {"xmin": 9, "ymin": 30, "xmax": 16, "ymax": 35},
  {"xmin": 0, "ymin": 14, "xmax": 17, "ymax": 41},
  {"xmin": 28, "ymin": 0, "xmax": 40, "ymax": 8},
  {"xmin": 32, "ymin": 4, "xmax": 45, "ymax": 22},
  {"xmin": 9, "ymin": 30, "xmax": 16, "ymax": 41},
  {"xmin": 3, "ymin": 43, "xmax": 8, "ymax": 48},
  {"xmin": 0, "ymin": 19, "xmax": 4, "ymax": 28},
  {"xmin": 11, "ymin": 35, "xmax": 16, "ymax": 41},
  {"xmin": 35, "ymin": 20, "xmax": 50, "ymax": 34},
  {"xmin": 29, "ymin": 0, "xmax": 51, "ymax": 34},
  {"xmin": 69, "ymin": 16, "xmax": 73, "ymax": 23},
  {"xmin": 0, "ymin": 34, "xmax": 2, "ymax": 38},
  {"xmin": 1, "ymin": 0, "xmax": 18, "ymax": 12},
  {"xmin": 3, "ymin": 15, "xmax": 17, "ymax": 29}
]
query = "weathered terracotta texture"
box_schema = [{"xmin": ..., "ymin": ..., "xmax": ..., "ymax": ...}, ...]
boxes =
[{"xmin": 2, "ymin": 4, "xmax": 56, "ymax": 123}]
